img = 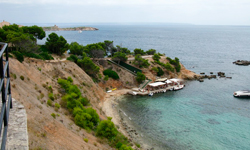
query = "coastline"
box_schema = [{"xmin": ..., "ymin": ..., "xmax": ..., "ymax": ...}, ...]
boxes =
[{"xmin": 101, "ymin": 89, "xmax": 159, "ymax": 150}]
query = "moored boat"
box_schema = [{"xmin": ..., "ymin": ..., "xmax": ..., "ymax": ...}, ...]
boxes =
[{"xmin": 233, "ymin": 90, "xmax": 250, "ymax": 98}]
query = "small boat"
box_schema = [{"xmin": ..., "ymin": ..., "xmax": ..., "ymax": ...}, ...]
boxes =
[
  {"xmin": 148, "ymin": 93, "xmax": 153, "ymax": 96},
  {"xmin": 78, "ymin": 30, "xmax": 82, "ymax": 33},
  {"xmin": 173, "ymin": 84, "xmax": 184, "ymax": 91},
  {"xmin": 233, "ymin": 90, "xmax": 250, "ymax": 98}
]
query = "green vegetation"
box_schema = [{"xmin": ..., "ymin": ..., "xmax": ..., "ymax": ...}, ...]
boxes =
[
  {"xmin": 69, "ymin": 42, "xmax": 84, "ymax": 55},
  {"xmin": 58, "ymin": 78, "xmax": 132, "ymax": 149},
  {"xmin": 96, "ymin": 117, "xmax": 118, "ymax": 140},
  {"xmin": 20, "ymin": 75, "xmax": 24, "ymax": 80},
  {"xmin": 146, "ymin": 49, "xmax": 156, "ymax": 55},
  {"xmin": 152, "ymin": 53, "xmax": 161, "ymax": 62},
  {"xmin": 134, "ymin": 48, "xmax": 146, "ymax": 55},
  {"xmin": 12, "ymin": 51, "xmax": 24, "ymax": 62},
  {"xmin": 51, "ymin": 113, "xmax": 56, "ymax": 119},
  {"xmin": 136, "ymin": 72, "xmax": 146, "ymax": 83},
  {"xmin": 77, "ymin": 57, "xmax": 100, "ymax": 78},
  {"xmin": 103, "ymin": 69, "xmax": 119, "ymax": 80},
  {"xmin": 45, "ymin": 32, "xmax": 69, "ymax": 55},
  {"xmin": 133, "ymin": 54, "xmax": 150, "ymax": 68},
  {"xmin": 47, "ymin": 99, "xmax": 52, "ymax": 106},
  {"xmin": 0, "ymin": 24, "xmax": 53, "ymax": 62},
  {"xmin": 83, "ymin": 138, "xmax": 88, "ymax": 143},
  {"xmin": 104, "ymin": 75, "xmax": 109, "ymax": 81},
  {"xmin": 156, "ymin": 67, "xmax": 164, "ymax": 76},
  {"xmin": 167, "ymin": 57, "xmax": 181, "ymax": 72},
  {"xmin": 112, "ymin": 52, "xmax": 128, "ymax": 64},
  {"xmin": 48, "ymin": 93, "xmax": 54, "ymax": 101},
  {"xmin": 67, "ymin": 54, "xmax": 78, "ymax": 63}
]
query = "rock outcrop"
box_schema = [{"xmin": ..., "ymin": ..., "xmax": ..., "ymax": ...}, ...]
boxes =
[{"xmin": 233, "ymin": 60, "xmax": 250, "ymax": 66}]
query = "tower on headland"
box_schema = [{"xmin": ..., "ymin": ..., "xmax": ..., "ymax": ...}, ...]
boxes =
[{"xmin": 0, "ymin": 20, "xmax": 10, "ymax": 28}]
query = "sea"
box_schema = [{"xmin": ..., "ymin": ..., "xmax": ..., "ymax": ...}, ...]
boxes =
[{"xmin": 35, "ymin": 24, "xmax": 250, "ymax": 150}]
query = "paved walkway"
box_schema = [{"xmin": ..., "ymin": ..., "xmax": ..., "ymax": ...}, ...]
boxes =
[{"xmin": 6, "ymin": 98, "xmax": 28, "ymax": 150}]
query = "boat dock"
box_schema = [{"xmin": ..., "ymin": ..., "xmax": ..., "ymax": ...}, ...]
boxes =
[{"xmin": 128, "ymin": 78, "xmax": 184, "ymax": 96}]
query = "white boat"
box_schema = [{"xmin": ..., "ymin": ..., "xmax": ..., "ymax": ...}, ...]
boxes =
[
  {"xmin": 148, "ymin": 93, "xmax": 153, "ymax": 96},
  {"xmin": 173, "ymin": 84, "xmax": 184, "ymax": 91},
  {"xmin": 233, "ymin": 90, "xmax": 250, "ymax": 98},
  {"xmin": 78, "ymin": 30, "xmax": 82, "ymax": 33}
]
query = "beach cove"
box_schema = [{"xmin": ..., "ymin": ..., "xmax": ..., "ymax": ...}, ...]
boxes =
[{"xmin": 36, "ymin": 24, "xmax": 250, "ymax": 149}]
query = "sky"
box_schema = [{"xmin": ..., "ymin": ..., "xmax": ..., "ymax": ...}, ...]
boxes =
[{"xmin": 1, "ymin": 0, "xmax": 250, "ymax": 25}]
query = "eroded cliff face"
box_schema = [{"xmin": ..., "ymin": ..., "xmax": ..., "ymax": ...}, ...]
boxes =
[{"xmin": 9, "ymin": 58, "xmax": 110, "ymax": 150}]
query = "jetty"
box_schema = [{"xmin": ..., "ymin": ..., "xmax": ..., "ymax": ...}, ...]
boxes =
[{"xmin": 128, "ymin": 78, "xmax": 184, "ymax": 96}]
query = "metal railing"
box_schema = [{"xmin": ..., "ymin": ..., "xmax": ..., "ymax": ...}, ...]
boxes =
[{"xmin": 0, "ymin": 42, "xmax": 12, "ymax": 150}]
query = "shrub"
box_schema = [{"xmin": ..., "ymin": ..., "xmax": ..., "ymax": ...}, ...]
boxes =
[
  {"xmin": 146, "ymin": 49, "xmax": 156, "ymax": 55},
  {"xmin": 103, "ymin": 69, "xmax": 119, "ymax": 80},
  {"xmin": 83, "ymin": 138, "xmax": 88, "ymax": 143},
  {"xmin": 51, "ymin": 113, "xmax": 56, "ymax": 119},
  {"xmin": 157, "ymin": 67, "xmax": 164, "ymax": 76},
  {"xmin": 119, "ymin": 144, "xmax": 133, "ymax": 150},
  {"xmin": 23, "ymin": 52, "xmax": 43, "ymax": 60},
  {"xmin": 165, "ymin": 62, "xmax": 175, "ymax": 72},
  {"xmin": 136, "ymin": 72, "xmax": 146, "ymax": 83},
  {"xmin": 39, "ymin": 52, "xmax": 54, "ymax": 60},
  {"xmin": 48, "ymin": 93, "xmax": 54, "ymax": 101},
  {"xmin": 20, "ymin": 75, "xmax": 24, "ymax": 80},
  {"xmin": 78, "ymin": 97, "xmax": 89, "ymax": 106},
  {"xmin": 133, "ymin": 54, "xmax": 150, "ymax": 68},
  {"xmin": 47, "ymin": 99, "xmax": 52, "ymax": 106},
  {"xmin": 96, "ymin": 117, "xmax": 118, "ymax": 140},
  {"xmin": 67, "ymin": 54, "xmax": 78, "ymax": 63},
  {"xmin": 152, "ymin": 53, "xmax": 161, "ymax": 61},
  {"xmin": 55, "ymin": 103, "xmax": 60, "ymax": 109},
  {"xmin": 48, "ymin": 86, "xmax": 53, "ymax": 93},
  {"xmin": 12, "ymin": 51, "xmax": 24, "ymax": 62},
  {"xmin": 67, "ymin": 76, "xmax": 73, "ymax": 83},
  {"xmin": 104, "ymin": 75, "xmax": 109, "ymax": 81},
  {"xmin": 134, "ymin": 48, "xmax": 146, "ymax": 55}
]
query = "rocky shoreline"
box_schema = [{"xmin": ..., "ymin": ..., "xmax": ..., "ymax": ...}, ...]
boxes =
[{"xmin": 42, "ymin": 25, "xmax": 98, "ymax": 31}]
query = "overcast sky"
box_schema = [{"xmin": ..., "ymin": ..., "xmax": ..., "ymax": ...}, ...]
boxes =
[{"xmin": 1, "ymin": 0, "xmax": 250, "ymax": 25}]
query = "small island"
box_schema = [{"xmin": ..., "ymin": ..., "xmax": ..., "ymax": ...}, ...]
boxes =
[{"xmin": 42, "ymin": 25, "xmax": 98, "ymax": 31}]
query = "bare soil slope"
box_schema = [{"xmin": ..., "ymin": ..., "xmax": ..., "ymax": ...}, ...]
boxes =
[{"xmin": 9, "ymin": 58, "xmax": 111, "ymax": 150}]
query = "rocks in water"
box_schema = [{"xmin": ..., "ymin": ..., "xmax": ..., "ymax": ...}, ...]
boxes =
[
  {"xmin": 233, "ymin": 60, "xmax": 250, "ymax": 66},
  {"xmin": 217, "ymin": 72, "xmax": 225, "ymax": 77},
  {"xmin": 198, "ymin": 79, "xmax": 204, "ymax": 82},
  {"xmin": 196, "ymin": 71, "xmax": 231, "ymax": 82}
]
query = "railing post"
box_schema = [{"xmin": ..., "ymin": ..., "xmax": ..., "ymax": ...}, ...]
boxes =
[{"xmin": 0, "ymin": 42, "xmax": 12, "ymax": 150}]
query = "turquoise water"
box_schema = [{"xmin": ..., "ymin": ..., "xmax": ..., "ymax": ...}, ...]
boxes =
[
  {"xmin": 119, "ymin": 79, "xmax": 250, "ymax": 149},
  {"xmin": 35, "ymin": 24, "xmax": 250, "ymax": 149}
]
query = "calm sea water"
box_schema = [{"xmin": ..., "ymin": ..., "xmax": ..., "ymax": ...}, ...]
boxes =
[{"xmin": 37, "ymin": 24, "xmax": 250, "ymax": 149}]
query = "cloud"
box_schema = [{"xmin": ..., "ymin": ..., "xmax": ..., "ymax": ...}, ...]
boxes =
[{"xmin": 1, "ymin": 0, "xmax": 250, "ymax": 25}]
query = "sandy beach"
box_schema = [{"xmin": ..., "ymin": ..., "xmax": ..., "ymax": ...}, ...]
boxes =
[{"xmin": 101, "ymin": 89, "xmax": 153, "ymax": 150}]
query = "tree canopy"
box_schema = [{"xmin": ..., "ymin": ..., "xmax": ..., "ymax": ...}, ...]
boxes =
[
  {"xmin": 45, "ymin": 32, "xmax": 69, "ymax": 55},
  {"xmin": 112, "ymin": 52, "xmax": 128, "ymax": 64},
  {"xmin": 133, "ymin": 54, "xmax": 150, "ymax": 68}
]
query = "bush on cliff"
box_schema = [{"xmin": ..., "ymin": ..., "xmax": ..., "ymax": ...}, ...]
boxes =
[
  {"xmin": 103, "ymin": 69, "xmax": 119, "ymax": 80},
  {"xmin": 96, "ymin": 117, "xmax": 118, "ymax": 140},
  {"xmin": 136, "ymin": 72, "xmax": 146, "ymax": 83}
]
